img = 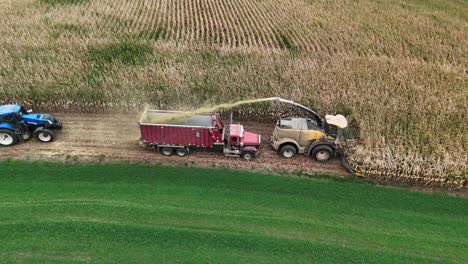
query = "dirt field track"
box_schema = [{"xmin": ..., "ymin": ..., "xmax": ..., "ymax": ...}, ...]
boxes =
[{"xmin": 0, "ymin": 113, "xmax": 349, "ymax": 177}]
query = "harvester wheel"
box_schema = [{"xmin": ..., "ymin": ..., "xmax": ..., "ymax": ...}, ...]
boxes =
[
  {"xmin": 34, "ymin": 128, "xmax": 54, "ymax": 143},
  {"xmin": 311, "ymin": 145, "xmax": 333, "ymax": 162},
  {"xmin": 175, "ymin": 148, "xmax": 188, "ymax": 157},
  {"xmin": 160, "ymin": 147, "xmax": 173, "ymax": 156},
  {"xmin": 280, "ymin": 145, "xmax": 296, "ymax": 158},
  {"xmin": 0, "ymin": 129, "xmax": 18, "ymax": 146}
]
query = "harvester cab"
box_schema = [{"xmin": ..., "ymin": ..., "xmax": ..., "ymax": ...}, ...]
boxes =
[{"xmin": 324, "ymin": 114, "xmax": 348, "ymax": 139}]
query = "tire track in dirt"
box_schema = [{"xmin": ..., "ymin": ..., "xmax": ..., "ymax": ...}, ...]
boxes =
[{"xmin": 0, "ymin": 113, "xmax": 350, "ymax": 177}]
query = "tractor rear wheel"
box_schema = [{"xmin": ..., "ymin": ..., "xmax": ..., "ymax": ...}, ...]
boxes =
[
  {"xmin": 280, "ymin": 145, "xmax": 296, "ymax": 158},
  {"xmin": 0, "ymin": 129, "xmax": 18, "ymax": 146},
  {"xmin": 34, "ymin": 128, "xmax": 55, "ymax": 143},
  {"xmin": 160, "ymin": 147, "xmax": 173, "ymax": 156},
  {"xmin": 311, "ymin": 145, "xmax": 333, "ymax": 162},
  {"xmin": 175, "ymin": 148, "xmax": 188, "ymax": 157}
]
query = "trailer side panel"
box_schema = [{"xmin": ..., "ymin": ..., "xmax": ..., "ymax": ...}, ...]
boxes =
[{"xmin": 140, "ymin": 125, "xmax": 217, "ymax": 148}]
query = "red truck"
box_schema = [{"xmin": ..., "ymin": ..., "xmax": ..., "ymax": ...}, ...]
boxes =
[{"xmin": 139, "ymin": 110, "xmax": 261, "ymax": 160}]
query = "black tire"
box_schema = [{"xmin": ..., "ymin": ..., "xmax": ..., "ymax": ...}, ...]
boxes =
[
  {"xmin": 279, "ymin": 145, "xmax": 297, "ymax": 158},
  {"xmin": 23, "ymin": 130, "xmax": 32, "ymax": 141},
  {"xmin": 0, "ymin": 129, "xmax": 18, "ymax": 146},
  {"xmin": 311, "ymin": 145, "xmax": 333, "ymax": 162},
  {"xmin": 160, "ymin": 147, "xmax": 173, "ymax": 156},
  {"xmin": 175, "ymin": 148, "xmax": 188, "ymax": 157},
  {"xmin": 241, "ymin": 151, "xmax": 256, "ymax": 161},
  {"xmin": 34, "ymin": 128, "xmax": 55, "ymax": 143}
]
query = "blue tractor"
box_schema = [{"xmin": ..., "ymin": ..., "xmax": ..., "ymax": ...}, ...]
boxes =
[{"xmin": 0, "ymin": 104, "xmax": 62, "ymax": 146}]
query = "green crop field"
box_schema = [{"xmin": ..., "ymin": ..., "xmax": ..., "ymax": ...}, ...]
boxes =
[
  {"xmin": 0, "ymin": 161, "xmax": 467, "ymax": 263},
  {"xmin": 0, "ymin": 0, "xmax": 467, "ymax": 185}
]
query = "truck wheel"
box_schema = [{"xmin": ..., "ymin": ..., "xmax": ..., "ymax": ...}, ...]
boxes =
[
  {"xmin": 241, "ymin": 151, "xmax": 255, "ymax": 161},
  {"xmin": 160, "ymin": 147, "xmax": 173, "ymax": 156},
  {"xmin": 280, "ymin": 145, "xmax": 296, "ymax": 158},
  {"xmin": 0, "ymin": 129, "xmax": 18, "ymax": 146},
  {"xmin": 311, "ymin": 145, "xmax": 333, "ymax": 162},
  {"xmin": 34, "ymin": 128, "xmax": 55, "ymax": 143},
  {"xmin": 175, "ymin": 148, "xmax": 188, "ymax": 157}
]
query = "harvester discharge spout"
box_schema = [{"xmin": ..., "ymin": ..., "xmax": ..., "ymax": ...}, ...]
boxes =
[{"xmin": 271, "ymin": 97, "xmax": 323, "ymax": 125}]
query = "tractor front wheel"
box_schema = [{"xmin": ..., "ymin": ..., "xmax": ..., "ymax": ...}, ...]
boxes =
[
  {"xmin": 34, "ymin": 128, "xmax": 55, "ymax": 143},
  {"xmin": 0, "ymin": 129, "xmax": 18, "ymax": 146}
]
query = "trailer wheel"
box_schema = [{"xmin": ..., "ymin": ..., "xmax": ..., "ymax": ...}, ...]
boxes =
[
  {"xmin": 0, "ymin": 129, "xmax": 18, "ymax": 146},
  {"xmin": 160, "ymin": 147, "xmax": 173, "ymax": 156},
  {"xmin": 34, "ymin": 128, "xmax": 55, "ymax": 143},
  {"xmin": 311, "ymin": 145, "xmax": 333, "ymax": 162},
  {"xmin": 175, "ymin": 148, "xmax": 188, "ymax": 157},
  {"xmin": 241, "ymin": 151, "xmax": 255, "ymax": 161},
  {"xmin": 280, "ymin": 145, "xmax": 296, "ymax": 158}
]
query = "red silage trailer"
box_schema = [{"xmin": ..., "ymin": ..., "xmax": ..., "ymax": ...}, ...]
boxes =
[{"xmin": 139, "ymin": 110, "xmax": 224, "ymax": 149}]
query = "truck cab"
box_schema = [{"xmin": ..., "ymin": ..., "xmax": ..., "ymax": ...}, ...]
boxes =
[
  {"xmin": 224, "ymin": 124, "xmax": 261, "ymax": 160},
  {"xmin": 271, "ymin": 115, "xmax": 347, "ymax": 161},
  {"xmin": 0, "ymin": 104, "xmax": 62, "ymax": 146}
]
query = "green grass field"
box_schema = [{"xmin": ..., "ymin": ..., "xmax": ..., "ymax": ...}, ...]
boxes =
[{"xmin": 0, "ymin": 161, "xmax": 467, "ymax": 263}]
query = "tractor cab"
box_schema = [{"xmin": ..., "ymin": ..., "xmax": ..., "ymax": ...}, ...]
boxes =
[
  {"xmin": 0, "ymin": 105, "xmax": 29, "ymax": 146},
  {"xmin": 0, "ymin": 104, "xmax": 62, "ymax": 146}
]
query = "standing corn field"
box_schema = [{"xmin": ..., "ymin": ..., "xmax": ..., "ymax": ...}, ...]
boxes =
[{"xmin": 0, "ymin": 0, "xmax": 466, "ymax": 187}]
